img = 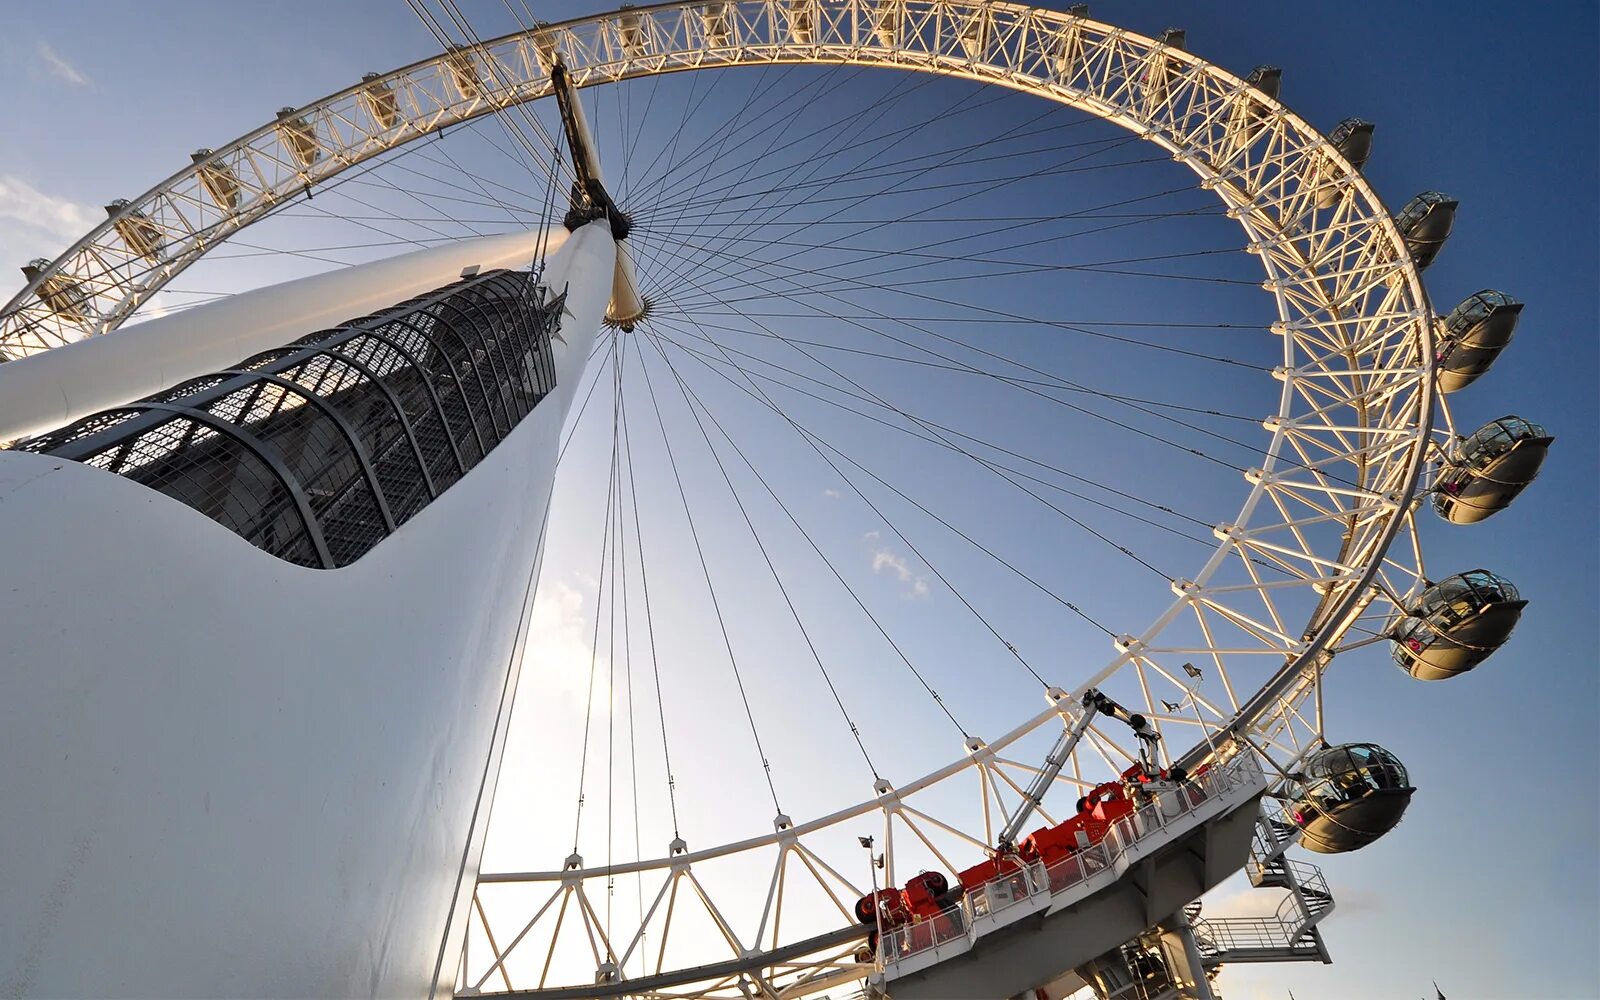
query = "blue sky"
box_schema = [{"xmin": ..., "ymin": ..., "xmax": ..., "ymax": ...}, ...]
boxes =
[{"xmin": 2, "ymin": 3, "xmax": 1595, "ymax": 998}]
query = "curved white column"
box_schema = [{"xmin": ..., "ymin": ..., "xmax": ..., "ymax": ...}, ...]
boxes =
[
  {"xmin": 0, "ymin": 220, "xmax": 614, "ymax": 999},
  {"xmin": 0, "ymin": 229, "xmax": 566, "ymax": 444}
]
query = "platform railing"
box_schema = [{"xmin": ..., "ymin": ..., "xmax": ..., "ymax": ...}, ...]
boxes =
[{"xmin": 879, "ymin": 755, "xmax": 1262, "ymax": 966}]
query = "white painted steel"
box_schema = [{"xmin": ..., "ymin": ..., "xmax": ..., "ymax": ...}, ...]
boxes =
[
  {"xmin": 0, "ymin": 3, "xmax": 1470, "ymax": 995},
  {"xmin": 0, "ymin": 220, "xmax": 615, "ymax": 999},
  {"xmin": 0, "ymin": 230, "xmax": 564, "ymax": 444}
]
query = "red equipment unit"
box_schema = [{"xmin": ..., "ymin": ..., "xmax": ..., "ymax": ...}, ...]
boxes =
[{"xmin": 903, "ymin": 870, "xmax": 950, "ymax": 919}]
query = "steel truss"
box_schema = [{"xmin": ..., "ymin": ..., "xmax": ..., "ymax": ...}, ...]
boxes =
[{"xmin": 1, "ymin": 3, "xmax": 1452, "ymax": 995}]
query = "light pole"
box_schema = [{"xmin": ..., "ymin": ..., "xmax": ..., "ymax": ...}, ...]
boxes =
[{"xmin": 859, "ymin": 835, "xmax": 884, "ymax": 970}]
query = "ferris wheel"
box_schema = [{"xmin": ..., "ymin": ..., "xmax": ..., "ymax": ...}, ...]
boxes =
[{"xmin": 0, "ymin": 3, "xmax": 1555, "ymax": 1000}]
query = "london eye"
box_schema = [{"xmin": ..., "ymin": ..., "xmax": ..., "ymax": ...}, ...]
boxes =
[{"xmin": 0, "ymin": 4, "xmax": 1579, "ymax": 999}]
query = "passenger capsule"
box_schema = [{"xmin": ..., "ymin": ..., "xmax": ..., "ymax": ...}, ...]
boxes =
[
  {"xmin": 1226, "ymin": 65, "xmax": 1281, "ymax": 156},
  {"xmin": 1433, "ymin": 416, "xmax": 1552, "ymax": 524},
  {"xmin": 1390, "ymin": 570, "xmax": 1526, "ymax": 680},
  {"xmin": 532, "ymin": 23, "xmax": 560, "ymax": 71},
  {"xmin": 699, "ymin": 4, "xmax": 731, "ymax": 47},
  {"xmin": 1393, "ymin": 191, "xmax": 1457, "ymax": 269},
  {"xmin": 444, "ymin": 45, "xmax": 483, "ymax": 102},
  {"xmin": 1245, "ymin": 64, "xmax": 1282, "ymax": 100},
  {"xmin": 1288, "ymin": 743, "xmax": 1414, "ymax": 854},
  {"xmin": 275, "ymin": 107, "xmax": 320, "ymax": 169},
  {"xmin": 959, "ymin": 10, "xmax": 989, "ymax": 60},
  {"xmin": 21, "ymin": 259, "xmax": 92, "ymax": 324},
  {"xmin": 787, "ymin": 0, "xmax": 816, "ymax": 44},
  {"xmin": 1053, "ymin": 17, "xmax": 1085, "ymax": 78},
  {"xmin": 1435, "ymin": 290, "xmax": 1522, "ymax": 393},
  {"xmin": 1314, "ymin": 118, "xmax": 1374, "ymax": 209},
  {"xmin": 191, "ymin": 149, "xmax": 242, "ymax": 211},
  {"xmin": 361, "ymin": 73, "xmax": 401, "ymax": 130},
  {"xmin": 106, "ymin": 199, "xmax": 164, "ymax": 261},
  {"xmin": 1142, "ymin": 29, "xmax": 1186, "ymax": 110},
  {"xmin": 615, "ymin": 5, "xmax": 645, "ymax": 57},
  {"xmin": 872, "ymin": 0, "xmax": 899, "ymax": 47}
]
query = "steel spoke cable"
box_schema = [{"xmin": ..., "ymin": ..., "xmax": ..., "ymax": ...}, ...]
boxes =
[
  {"xmin": 648, "ymin": 317, "xmax": 1229, "ymax": 538},
  {"xmin": 648, "ymin": 221, "xmax": 1264, "ymax": 373},
  {"xmin": 626, "ymin": 62, "xmax": 870, "ymax": 220},
  {"xmin": 611, "ymin": 361, "xmax": 649, "ymax": 974},
  {"xmin": 658, "ymin": 311, "xmax": 1260, "ymax": 427},
  {"xmin": 617, "ymin": 336, "xmax": 683, "ymax": 840},
  {"xmin": 704, "ymin": 339, "xmax": 1122, "ymax": 648},
  {"xmin": 633, "ymin": 327, "xmax": 972, "ymax": 740},
  {"xmin": 639, "ymin": 89, "xmax": 1147, "ymax": 302},
  {"xmin": 572, "ymin": 336, "xmax": 624, "ymax": 854},
  {"xmin": 642, "ymin": 332, "xmax": 884, "ymax": 781},
  {"xmin": 648, "ymin": 320, "xmax": 1213, "ymax": 606},
  {"xmin": 639, "ymin": 315, "xmax": 1061, "ymax": 688},
  {"xmin": 634, "ymin": 66, "xmax": 1104, "ymax": 224},
  {"xmin": 641, "ymin": 263, "xmax": 1179, "ymax": 609},
  {"xmin": 638, "ymin": 63, "xmax": 1003, "ymax": 282},
  {"xmin": 649, "ymin": 314, "xmax": 1175, "ymax": 583},
  {"xmin": 628, "ymin": 232, "xmax": 1255, "ymax": 474},
  {"xmin": 638, "ymin": 62, "xmax": 819, "ymax": 295},
  {"xmin": 633, "ymin": 326, "xmax": 786, "ymax": 815},
  {"xmin": 643, "ymin": 135, "xmax": 1156, "ymax": 264},
  {"xmin": 650, "ymin": 166, "xmax": 1206, "ymax": 315}
]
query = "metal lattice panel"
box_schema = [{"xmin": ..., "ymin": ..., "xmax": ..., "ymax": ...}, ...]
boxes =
[{"xmin": 19, "ymin": 269, "xmax": 564, "ymax": 568}]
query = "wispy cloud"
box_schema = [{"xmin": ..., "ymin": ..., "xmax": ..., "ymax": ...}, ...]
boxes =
[
  {"xmin": 823, "ymin": 488, "xmax": 841, "ymax": 499},
  {"xmin": 524, "ymin": 579, "xmax": 612, "ymax": 717},
  {"xmin": 37, "ymin": 42, "xmax": 89, "ymax": 87},
  {"xmin": 871, "ymin": 545, "xmax": 929, "ymax": 598},
  {"xmin": 0, "ymin": 174, "xmax": 99, "ymax": 267}
]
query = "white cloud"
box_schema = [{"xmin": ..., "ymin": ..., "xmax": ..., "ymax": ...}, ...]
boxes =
[
  {"xmin": 823, "ymin": 488, "xmax": 841, "ymax": 499},
  {"xmin": 0, "ymin": 174, "xmax": 99, "ymax": 267},
  {"xmin": 871, "ymin": 546, "xmax": 930, "ymax": 598},
  {"xmin": 523, "ymin": 579, "xmax": 612, "ymax": 717},
  {"xmin": 37, "ymin": 42, "xmax": 89, "ymax": 86}
]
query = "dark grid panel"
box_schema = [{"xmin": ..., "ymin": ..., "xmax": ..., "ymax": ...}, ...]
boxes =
[
  {"xmin": 459, "ymin": 278, "xmax": 541, "ymax": 419},
  {"xmin": 88, "ymin": 413, "xmax": 320, "ymax": 568},
  {"xmin": 333, "ymin": 333, "xmax": 460, "ymax": 496},
  {"xmin": 278, "ymin": 352, "xmax": 431, "ymax": 525},
  {"xmin": 378, "ymin": 316, "xmax": 487, "ymax": 469},
  {"xmin": 21, "ymin": 269, "xmax": 560, "ymax": 568},
  {"xmin": 427, "ymin": 301, "xmax": 514, "ymax": 440}
]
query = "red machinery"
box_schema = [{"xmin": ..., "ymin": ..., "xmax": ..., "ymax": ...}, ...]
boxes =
[{"xmin": 855, "ymin": 688, "xmax": 1208, "ymax": 951}]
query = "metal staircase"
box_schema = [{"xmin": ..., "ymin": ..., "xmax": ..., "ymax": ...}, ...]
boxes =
[{"xmin": 1189, "ymin": 801, "xmax": 1334, "ymax": 966}]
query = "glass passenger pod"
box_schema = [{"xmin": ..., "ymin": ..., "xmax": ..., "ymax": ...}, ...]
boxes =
[
  {"xmin": 699, "ymin": 3, "xmax": 732, "ymax": 47},
  {"xmin": 191, "ymin": 148, "xmax": 242, "ymax": 212},
  {"xmin": 958, "ymin": 9, "xmax": 990, "ymax": 60},
  {"xmin": 786, "ymin": 0, "xmax": 817, "ymax": 45},
  {"xmin": 1245, "ymin": 64, "xmax": 1282, "ymax": 100},
  {"xmin": 361, "ymin": 73, "xmax": 402, "ymax": 131},
  {"xmin": 1289, "ymin": 743, "xmax": 1415, "ymax": 854},
  {"xmin": 20, "ymin": 259, "xmax": 93, "ymax": 325},
  {"xmin": 1314, "ymin": 118, "xmax": 1374, "ymax": 209},
  {"xmin": 106, "ymin": 199, "xmax": 164, "ymax": 261},
  {"xmin": 531, "ymin": 22, "xmax": 561, "ymax": 73},
  {"xmin": 1390, "ymin": 570, "xmax": 1527, "ymax": 680},
  {"xmin": 444, "ymin": 45, "xmax": 483, "ymax": 103},
  {"xmin": 1432, "ymin": 415, "xmax": 1552, "ymax": 524},
  {"xmin": 872, "ymin": 0, "xmax": 900, "ymax": 48},
  {"xmin": 1141, "ymin": 28, "xmax": 1186, "ymax": 111},
  {"xmin": 1227, "ymin": 65, "xmax": 1282, "ymax": 154},
  {"xmin": 1393, "ymin": 190, "xmax": 1457, "ymax": 269},
  {"xmin": 1435, "ymin": 290, "xmax": 1523, "ymax": 393},
  {"xmin": 1052, "ymin": 16, "xmax": 1085, "ymax": 79},
  {"xmin": 614, "ymin": 5, "xmax": 645, "ymax": 57},
  {"xmin": 275, "ymin": 108, "xmax": 321, "ymax": 169}
]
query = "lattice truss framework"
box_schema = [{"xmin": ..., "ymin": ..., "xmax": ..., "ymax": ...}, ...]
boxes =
[{"xmin": 0, "ymin": 3, "xmax": 1456, "ymax": 995}]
